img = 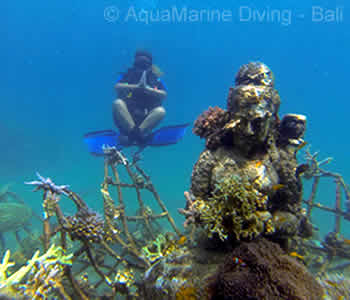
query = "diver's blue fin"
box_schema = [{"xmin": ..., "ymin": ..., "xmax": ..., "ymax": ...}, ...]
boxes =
[
  {"xmin": 83, "ymin": 123, "xmax": 190, "ymax": 155},
  {"xmin": 147, "ymin": 123, "xmax": 190, "ymax": 146},
  {"xmin": 83, "ymin": 130, "xmax": 121, "ymax": 156}
]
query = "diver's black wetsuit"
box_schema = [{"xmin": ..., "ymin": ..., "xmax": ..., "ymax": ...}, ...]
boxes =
[{"xmin": 118, "ymin": 67, "xmax": 166, "ymax": 126}]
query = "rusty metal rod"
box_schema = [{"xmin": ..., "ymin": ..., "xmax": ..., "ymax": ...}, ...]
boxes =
[
  {"xmin": 83, "ymin": 241, "xmax": 111, "ymax": 285},
  {"xmin": 126, "ymin": 212, "xmax": 168, "ymax": 221},
  {"xmin": 335, "ymin": 179, "xmax": 342, "ymax": 234},
  {"xmin": 110, "ymin": 165, "xmax": 137, "ymax": 249},
  {"xmin": 134, "ymin": 164, "xmax": 181, "ymax": 236},
  {"xmin": 124, "ymin": 164, "xmax": 155, "ymax": 239},
  {"xmin": 306, "ymin": 176, "xmax": 320, "ymax": 219}
]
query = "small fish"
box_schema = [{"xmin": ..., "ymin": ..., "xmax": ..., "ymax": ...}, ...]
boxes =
[
  {"xmin": 177, "ymin": 236, "xmax": 187, "ymax": 245},
  {"xmin": 80, "ymin": 273, "xmax": 89, "ymax": 282},
  {"xmin": 127, "ymin": 92, "xmax": 133, "ymax": 98},
  {"xmin": 324, "ymin": 279, "xmax": 338, "ymax": 288},
  {"xmin": 233, "ymin": 257, "xmax": 246, "ymax": 266},
  {"xmin": 255, "ymin": 161, "xmax": 263, "ymax": 168},
  {"xmin": 296, "ymin": 141, "xmax": 307, "ymax": 151},
  {"xmin": 289, "ymin": 252, "xmax": 304, "ymax": 260},
  {"xmin": 272, "ymin": 184, "xmax": 284, "ymax": 191},
  {"xmin": 343, "ymin": 238, "xmax": 350, "ymax": 245}
]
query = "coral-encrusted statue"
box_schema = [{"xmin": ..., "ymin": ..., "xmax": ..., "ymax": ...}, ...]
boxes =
[
  {"xmin": 143, "ymin": 62, "xmax": 321, "ymax": 300},
  {"xmin": 188, "ymin": 62, "xmax": 312, "ymax": 244}
]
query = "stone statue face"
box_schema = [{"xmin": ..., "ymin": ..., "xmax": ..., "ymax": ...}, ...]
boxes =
[
  {"xmin": 228, "ymin": 84, "xmax": 278, "ymax": 153},
  {"xmin": 234, "ymin": 110, "xmax": 273, "ymax": 152}
]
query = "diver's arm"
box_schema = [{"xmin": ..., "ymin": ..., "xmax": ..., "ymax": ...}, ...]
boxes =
[
  {"xmin": 144, "ymin": 86, "xmax": 167, "ymax": 100},
  {"xmin": 115, "ymin": 82, "xmax": 140, "ymax": 92}
]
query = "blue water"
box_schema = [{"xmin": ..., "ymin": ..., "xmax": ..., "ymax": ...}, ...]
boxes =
[{"xmin": 1, "ymin": 0, "xmax": 349, "ymax": 240}]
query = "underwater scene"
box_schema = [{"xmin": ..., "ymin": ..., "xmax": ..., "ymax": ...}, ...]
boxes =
[{"xmin": 1, "ymin": 0, "xmax": 350, "ymax": 299}]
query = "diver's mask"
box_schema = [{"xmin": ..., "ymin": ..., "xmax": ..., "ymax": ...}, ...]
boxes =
[{"xmin": 134, "ymin": 51, "xmax": 153, "ymax": 70}]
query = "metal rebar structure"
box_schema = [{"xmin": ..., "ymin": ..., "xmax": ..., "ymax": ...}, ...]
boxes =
[
  {"xmin": 21, "ymin": 146, "xmax": 350, "ymax": 297},
  {"xmin": 25, "ymin": 148, "xmax": 181, "ymax": 299},
  {"xmin": 301, "ymin": 148, "xmax": 350, "ymax": 273}
]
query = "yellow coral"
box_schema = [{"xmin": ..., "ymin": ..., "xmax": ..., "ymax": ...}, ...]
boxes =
[
  {"xmin": 0, "ymin": 244, "xmax": 72, "ymax": 298},
  {"xmin": 0, "ymin": 250, "xmax": 15, "ymax": 282},
  {"xmin": 142, "ymin": 234, "xmax": 188, "ymax": 264},
  {"xmin": 194, "ymin": 174, "xmax": 273, "ymax": 241},
  {"xmin": 175, "ymin": 283, "xmax": 199, "ymax": 300},
  {"xmin": 114, "ymin": 267, "xmax": 135, "ymax": 288},
  {"xmin": 142, "ymin": 234, "xmax": 167, "ymax": 263}
]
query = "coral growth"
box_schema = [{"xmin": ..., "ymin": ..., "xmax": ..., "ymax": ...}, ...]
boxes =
[
  {"xmin": 317, "ymin": 272, "xmax": 350, "ymax": 299},
  {"xmin": 188, "ymin": 174, "xmax": 272, "ymax": 241},
  {"xmin": 193, "ymin": 106, "xmax": 231, "ymax": 150},
  {"xmin": 0, "ymin": 244, "xmax": 72, "ymax": 299},
  {"xmin": 175, "ymin": 283, "xmax": 200, "ymax": 300},
  {"xmin": 207, "ymin": 238, "xmax": 323, "ymax": 300},
  {"xmin": 188, "ymin": 62, "xmax": 310, "ymax": 245},
  {"xmin": 234, "ymin": 61, "xmax": 275, "ymax": 87},
  {"xmin": 65, "ymin": 207, "xmax": 105, "ymax": 243},
  {"xmin": 141, "ymin": 233, "xmax": 189, "ymax": 264},
  {"xmin": 141, "ymin": 234, "xmax": 194, "ymax": 299}
]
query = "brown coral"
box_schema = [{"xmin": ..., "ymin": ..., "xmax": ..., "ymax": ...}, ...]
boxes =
[
  {"xmin": 193, "ymin": 106, "xmax": 231, "ymax": 150},
  {"xmin": 65, "ymin": 208, "xmax": 105, "ymax": 243},
  {"xmin": 206, "ymin": 238, "xmax": 323, "ymax": 300}
]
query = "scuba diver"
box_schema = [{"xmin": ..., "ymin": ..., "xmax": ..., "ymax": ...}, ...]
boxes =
[
  {"xmin": 83, "ymin": 50, "xmax": 189, "ymax": 156},
  {"xmin": 112, "ymin": 50, "xmax": 167, "ymax": 145}
]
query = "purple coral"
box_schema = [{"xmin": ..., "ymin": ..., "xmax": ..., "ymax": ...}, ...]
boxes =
[{"xmin": 193, "ymin": 106, "xmax": 230, "ymax": 150}]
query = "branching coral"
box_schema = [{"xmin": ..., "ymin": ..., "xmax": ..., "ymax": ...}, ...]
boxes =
[
  {"xmin": 113, "ymin": 265, "xmax": 137, "ymax": 296},
  {"xmin": 191, "ymin": 174, "xmax": 272, "ymax": 241},
  {"xmin": 141, "ymin": 234, "xmax": 193, "ymax": 300},
  {"xmin": 141, "ymin": 233, "xmax": 187, "ymax": 264},
  {"xmin": 193, "ymin": 106, "xmax": 231, "ymax": 150},
  {"xmin": 317, "ymin": 273, "xmax": 350, "ymax": 299},
  {"xmin": 142, "ymin": 234, "xmax": 167, "ymax": 264},
  {"xmin": 178, "ymin": 191, "xmax": 202, "ymax": 228},
  {"xmin": 0, "ymin": 244, "xmax": 72, "ymax": 299}
]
